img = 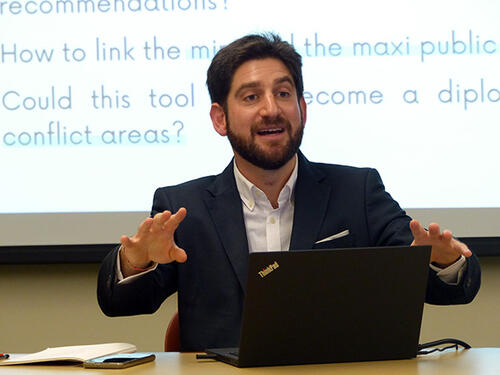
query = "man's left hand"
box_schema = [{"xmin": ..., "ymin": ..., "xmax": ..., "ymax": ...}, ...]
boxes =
[{"xmin": 410, "ymin": 219, "xmax": 472, "ymax": 268}]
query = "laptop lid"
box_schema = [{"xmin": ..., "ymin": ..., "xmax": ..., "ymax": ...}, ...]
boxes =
[{"xmin": 207, "ymin": 245, "xmax": 431, "ymax": 367}]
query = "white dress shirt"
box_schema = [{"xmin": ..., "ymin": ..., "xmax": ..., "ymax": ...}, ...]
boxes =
[{"xmin": 233, "ymin": 157, "xmax": 297, "ymax": 253}]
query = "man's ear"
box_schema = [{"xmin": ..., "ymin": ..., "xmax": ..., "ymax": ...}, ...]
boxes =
[
  {"xmin": 210, "ymin": 103, "xmax": 227, "ymax": 136},
  {"xmin": 299, "ymin": 96, "xmax": 307, "ymax": 127}
]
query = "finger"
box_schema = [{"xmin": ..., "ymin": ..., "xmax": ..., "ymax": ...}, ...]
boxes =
[
  {"xmin": 151, "ymin": 211, "xmax": 172, "ymax": 232},
  {"xmin": 454, "ymin": 239, "xmax": 473, "ymax": 258},
  {"xmin": 427, "ymin": 223, "xmax": 442, "ymax": 240},
  {"xmin": 171, "ymin": 207, "xmax": 187, "ymax": 225},
  {"xmin": 410, "ymin": 220, "xmax": 427, "ymax": 241},
  {"xmin": 461, "ymin": 245, "xmax": 473, "ymax": 258},
  {"xmin": 171, "ymin": 246, "xmax": 188, "ymax": 263},
  {"xmin": 441, "ymin": 229, "xmax": 454, "ymax": 243},
  {"xmin": 409, "ymin": 219, "xmax": 420, "ymax": 233},
  {"xmin": 162, "ymin": 207, "xmax": 187, "ymax": 233},
  {"xmin": 137, "ymin": 217, "xmax": 153, "ymax": 236},
  {"xmin": 120, "ymin": 235, "xmax": 132, "ymax": 247},
  {"xmin": 152, "ymin": 211, "xmax": 164, "ymax": 221}
]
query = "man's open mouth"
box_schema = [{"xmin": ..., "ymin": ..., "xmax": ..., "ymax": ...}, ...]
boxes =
[{"xmin": 256, "ymin": 127, "xmax": 285, "ymax": 136}]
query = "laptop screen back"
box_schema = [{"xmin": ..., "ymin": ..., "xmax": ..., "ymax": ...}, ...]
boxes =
[{"xmin": 237, "ymin": 246, "xmax": 431, "ymax": 367}]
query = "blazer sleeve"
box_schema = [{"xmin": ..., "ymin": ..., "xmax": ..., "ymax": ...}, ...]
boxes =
[
  {"xmin": 97, "ymin": 188, "xmax": 180, "ymax": 317},
  {"xmin": 97, "ymin": 244, "xmax": 178, "ymax": 317},
  {"xmin": 425, "ymin": 254, "xmax": 481, "ymax": 305},
  {"xmin": 364, "ymin": 168, "xmax": 481, "ymax": 305}
]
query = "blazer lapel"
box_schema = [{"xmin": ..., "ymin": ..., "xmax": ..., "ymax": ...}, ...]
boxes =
[
  {"xmin": 289, "ymin": 152, "xmax": 332, "ymax": 250},
  {"xmin": 204, "ymin": 161, "xmax": 249, "ymax": 292}
]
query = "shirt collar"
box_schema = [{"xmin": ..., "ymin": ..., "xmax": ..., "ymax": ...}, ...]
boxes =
[{"xmin": 233, "ymin": 155, "xmax": 298, "ymax": 211}]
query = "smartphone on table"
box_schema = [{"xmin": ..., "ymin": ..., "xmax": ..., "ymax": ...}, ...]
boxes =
[{"xmin": 83, "ymin": 353, "xmax": 155, "ymax": 369}]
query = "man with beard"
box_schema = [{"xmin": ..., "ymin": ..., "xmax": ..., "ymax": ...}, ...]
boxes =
[{"xmin": 97, "ymin": 33, "xmax": 481, "ymax": 352}]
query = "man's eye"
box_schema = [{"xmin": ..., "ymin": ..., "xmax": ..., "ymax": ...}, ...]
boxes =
[
  {"xmin": 244, "ymin": 94, "xmax": 258, "ymax": 102},
  {"xmin": 278, "ymin": 91, "xmax": 291, "ymax": 98}
]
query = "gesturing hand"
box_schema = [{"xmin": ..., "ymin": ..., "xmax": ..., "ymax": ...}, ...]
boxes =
[
  {"xmin": 120, "ymin": 208, "xmax": 187, "ymax": 275},
  {"xmin": 410, "ymin": 219, "xmax": 472, "ymax": 268}
]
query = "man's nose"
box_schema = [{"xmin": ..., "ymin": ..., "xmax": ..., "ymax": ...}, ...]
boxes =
[{"xmin": 259, "ymin": 94, "xmax": 280, "ymax": 118}]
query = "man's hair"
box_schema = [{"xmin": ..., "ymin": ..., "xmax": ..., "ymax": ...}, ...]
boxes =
[{"xmin": 206, "ymin": 33, "xmax": 303, "ymax": 106}]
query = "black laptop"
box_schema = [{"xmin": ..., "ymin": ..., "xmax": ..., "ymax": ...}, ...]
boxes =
[{"xmin": 205, "ymin": 245, "xmax": 431, "ymax": 367}]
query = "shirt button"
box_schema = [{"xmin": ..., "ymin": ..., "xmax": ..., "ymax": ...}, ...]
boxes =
[{"xmin": 269, "ymin": 217, "xmax": 276, "ymax": 224}]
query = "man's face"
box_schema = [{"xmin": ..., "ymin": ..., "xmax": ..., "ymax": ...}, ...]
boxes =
[{"xmin": 223, "ymin": 58, "xmax": 306, "ymax": 170}]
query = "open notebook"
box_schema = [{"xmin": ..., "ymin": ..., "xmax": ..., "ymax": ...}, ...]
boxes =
[{"xmin": 0, "ymin": 343, "xmax": 136, "ymax": 365}]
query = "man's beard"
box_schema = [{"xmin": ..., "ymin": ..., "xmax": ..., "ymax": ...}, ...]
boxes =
[{"xmin": 226, "ymin": 116, "xmax": 304, "ymax": 170}]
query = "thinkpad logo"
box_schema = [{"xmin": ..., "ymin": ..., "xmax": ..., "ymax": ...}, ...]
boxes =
[{"xmin": 258, "ymin": 261, "xmax": 279, "ymax": 278}]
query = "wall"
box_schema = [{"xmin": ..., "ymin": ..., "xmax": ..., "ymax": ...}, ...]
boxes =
[{"xmin": 1, "ymin": 257, "xmax": 499, "ymax": 353}]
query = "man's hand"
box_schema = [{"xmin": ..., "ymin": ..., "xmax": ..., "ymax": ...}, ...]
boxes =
[
  {"xmin": 120, "ymin": 207, "xmax": 187, "ymax": 276},
  {"xmin": 410, "ymin": 219, "xmax": 472, "ymax": 268}
]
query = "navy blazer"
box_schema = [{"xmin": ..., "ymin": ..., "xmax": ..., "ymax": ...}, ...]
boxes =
[{"xmin": 98, "ymin": 152, "xmax": 481, "ymax": 351}]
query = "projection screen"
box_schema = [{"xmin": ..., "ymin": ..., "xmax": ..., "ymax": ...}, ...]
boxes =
[{"xmin": 1, "ymin": 0, "xmax": 499, "ymax": 250}]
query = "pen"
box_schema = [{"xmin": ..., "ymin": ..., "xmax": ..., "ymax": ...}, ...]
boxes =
[{"xmin": 0, "ymin": 353, "xmax": 9, "ymax": 360}]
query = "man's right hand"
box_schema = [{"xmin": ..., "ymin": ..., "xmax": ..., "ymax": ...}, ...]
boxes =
[{"xmin": 119, "ymin": 207, "xmax": 187, "ymax": 277}]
